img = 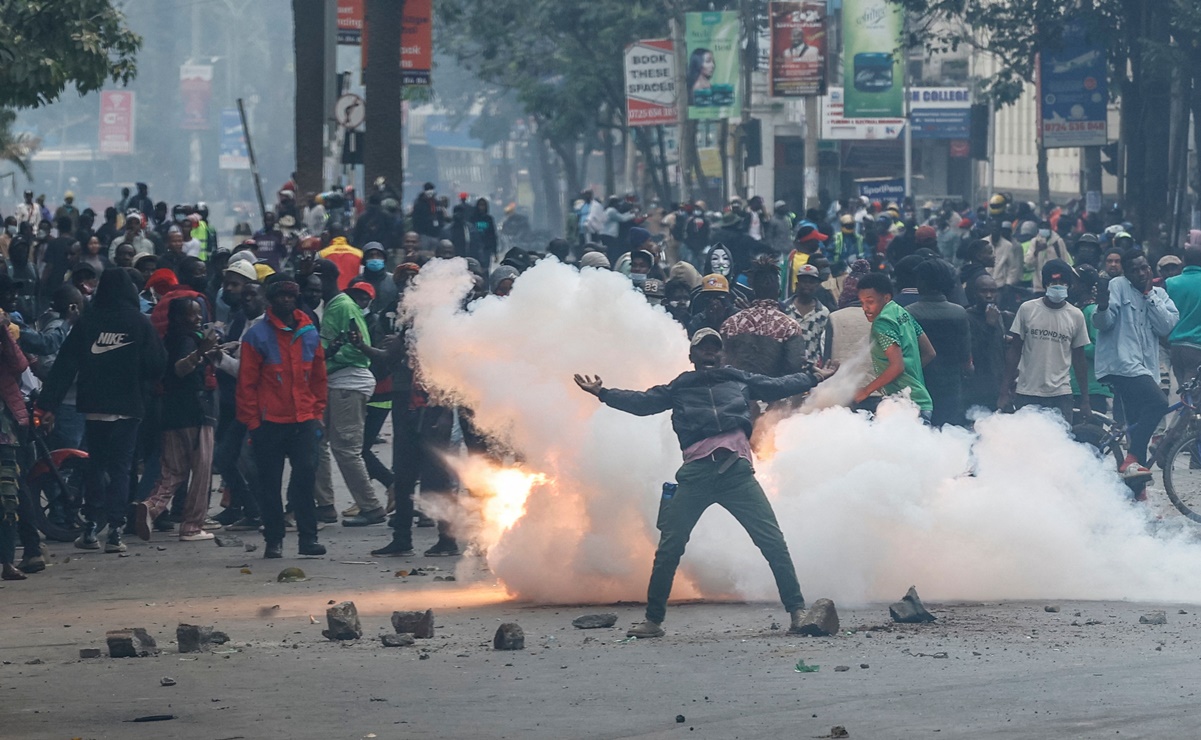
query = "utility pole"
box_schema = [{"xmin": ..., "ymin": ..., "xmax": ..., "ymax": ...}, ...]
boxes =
[
  {"xmin": 804, "ymin": 96, "xmax": 819, "ymax": 210},
  {"xmin": 670, "ymin": 13, "xmax": 691, "ymax": 202},
  {"xmin": 363, "ymin": 0, "xmax": 404, "ymax": 196}
]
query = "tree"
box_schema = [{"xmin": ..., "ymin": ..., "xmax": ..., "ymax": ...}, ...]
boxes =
[
  {"xmin": 363, "ymin": 0, "xmax": 404, "ymax": 199},
  {"xmin": 0, "ymin": 0, "xmax": 141, "ymax": 108},
  {"xmin": 0, "ymin": 109, "xmax": 38, "ymax": 179}
]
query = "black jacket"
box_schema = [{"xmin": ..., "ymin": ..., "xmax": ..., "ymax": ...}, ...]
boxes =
[
  {"xmin": 40, "ymin": 268, "xmax": 166, "ymax": 418},
  {"xmin": 599, "ymin": 367, "xmax": 817, "ymax": 451}
]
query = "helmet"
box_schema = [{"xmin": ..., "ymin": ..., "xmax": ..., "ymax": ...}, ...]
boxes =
[{"xmin": 988, "ymin": 194, "xmax": 1007, "ymax": 217}]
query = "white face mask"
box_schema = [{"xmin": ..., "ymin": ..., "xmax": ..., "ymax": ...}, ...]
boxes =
[
  {"xmin": 1045, "ymin": 284, "xmax": 1069, "ymax": 304},
  {"xmin": 1039, "ymin": 229, "xmax": 1051, "ymax": 239},
  {"xmin": 710, "ymin": 249, "xmax": 731, "ymax": 276}
]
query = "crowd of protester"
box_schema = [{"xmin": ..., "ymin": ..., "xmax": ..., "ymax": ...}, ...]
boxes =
[{"xmin": 0, "ymin": 178, "xmax": 1195, "ymax": 581}]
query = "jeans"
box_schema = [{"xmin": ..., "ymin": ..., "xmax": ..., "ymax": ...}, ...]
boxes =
[
  {"xmin": 315, "ymin": 388, "xmax": 380, "ymax": 512},
  {"xmin": 252, "ymin": 420, "xmax": 321, "ymax": 544},
  {"xmin": 389, "ymin": 404, "xmax": 456, "ymax": 547},
  {"xmin": 83, "ymin": 418, "xmax": 141, "ymax": 528},
  {"xmin": 47, "ymin": 403, "xmax": 85, "ymax": 451},
  {"xmin": 646, "ymin": 456, "xmax": 804, "ymax": 624},
  {"xmin": 1105, "ymin": 374, "xmax": 1169, "ymax": 465},
  {"xmin": 362, "ymin": 403, "xmax": 394, "ymax": 487},
  {"xmin": 1170, "ymin": 344, "xmax": 1201, "ymax": 391},
  {"xmin": 214, "ymin": 419, "xmax": 259, "ymax": 519}
]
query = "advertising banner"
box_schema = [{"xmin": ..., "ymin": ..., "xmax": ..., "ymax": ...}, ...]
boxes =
[
  {"xmin": 821, "ymin": 87, "xmax": 904, "ymax": 140},
  {"xmin": 98, "ymin": 90, "xmax": 135, "ymax": 155},
  {"xmin": 179, "ymin": 64, "xmax": 212, "ymax": 131},
  {"xmin": 1037, "ymin": 19, "xmax": 1107, "ymax": 148},
  {"xmin": 337, "ymin": 0, "xmax": 363, "ymax": 45},
  {"xmin": 685, "ymin": 11, "xmax": 741, "ymax": 120},
  {"xmin": 769, "ymin": 1, "xmax": 826, "ymax": 97},
  {"xmin": 822, "ymin": 86, "xmax": 969, "ymax": 140},
  {"xmin": 842, "ymin": 0, "xmax": 903, "ymax": 117},
  {"xmin": 219, "ymin": 108, "xmax": 250, "ymax": 170},
  {"xmin": 856, "ymin": 177, "xmax": 905, "ymax": 201},
  {"xmin": 359, "ymin": 0, "xmax": 432, "ymax": 86},
  {"xmin": 625, "ymin": 39, "xmax": 678, "ymax": 127}
]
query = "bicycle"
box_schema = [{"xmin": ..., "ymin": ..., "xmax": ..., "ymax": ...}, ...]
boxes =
[{"xmin": 1158, "ymin": 367, "xmax": 1201, "ymax": 522}]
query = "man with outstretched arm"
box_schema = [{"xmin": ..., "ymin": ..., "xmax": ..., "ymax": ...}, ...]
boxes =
[{"xmin": 574, "ymin": 328, "xmax": 837, "ymax": 638}]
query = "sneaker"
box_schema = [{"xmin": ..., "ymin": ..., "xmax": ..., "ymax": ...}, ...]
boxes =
[
  {"xmin": 788, "ymin": 606, "xmax": 808, "ymax": 635},
  {"xmin": 201, "ymin": 518, "xmax": 223, "ymax": 531},
  {"xmin": 342, "ymin": 507, "xmax": 386, "ymax": 527},
  {"xmin": 180, "ymin": 530, "xmax": 215, "ymax": 542},
  {"xmin": 371, "ymin": 539, "xmax": 414, "ymax": 557},
  {"xmin": 74, "ymin": 522, "xmax": 100, "ymax": 550},
  {"xmin": 284, "ymin": 513, "xmax": 297, "ymax": 531},
  {"xmin": 316, "ymin": 505, "xmax": 339, "ymax": 524},
  {"xmin": 264, "ymin": 541, "xmax": 283, "ymax": 559},
  {"xmin": 423, "ymin": 538, "xmax": 461, "ymax": 557},
  {"xmin": 214, "ymin": 507, "xmax": 242, "ymax": 526},
  {"xmin": 298, "ymin": 539, "xmax": 326, "ymax": 556},
  {"xmin": 340, "ymin": 503, "xmax": 360, "ymax": 518},
  {"xmin": 626, "ymin": 620, "xmax": 665, "ymax": 638},
  {"xmin": 134, "ymin": 502, "xmax": 153, "ymax": 542},
  {"xmin": 225, "ymin": 517, "xmax": 262, "ymax": 532},
  {"xmin": 17, "ymin": 554, "xmax": 46, "ymax": 574},
  {"xmin": 104, "ymin": 531, "xmax": 127, "ymax": 554},
  {"xmin": 1, "ymin": 564, "xmax": 26, "ymax": 581}
]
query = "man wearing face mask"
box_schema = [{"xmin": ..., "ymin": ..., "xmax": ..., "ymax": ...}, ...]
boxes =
[
  {"xmin": 357, "ymin": 242, "xmax": 399, "ymax": 315},
  {"xmin": 999, "ymin": 260, "xmax": 1091, "ymax": 421},
  {"xmin": 1025, "ymin": 218, "xmax": 1071, "ymax": 294}
]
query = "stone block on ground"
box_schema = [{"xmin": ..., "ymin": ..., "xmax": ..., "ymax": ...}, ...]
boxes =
[
  {"xmin": 572, "ymin": 613, "xmax": 618, "ymax": 629},
  {"xmin": 106, "ymin": 628, "xmax": 159, "ymax": 658},
  {"xmin": 79, "ymin": 648, "xmax": 102, "ymax": 659},
  {"xmin": 381, "ymin": 633, "xmax": 415, "ymax": 648},
  {"xmin": 391, "ymin": 609, "xmax": 435, "ymax": 638},
  {"xmin": 889, "ymin": 586, "xmax": 936, "ymax": 623},
  {"xmin": 1140, "ymin": 611, "xmax": 1167, "ymax": 625},
  {"xmin": 795, "ymin": 598, "xmax": 840, "ymax": 636},
  {"xmin": 213, "ymin": 534, "xmax": 242, "ymax": 548},
  {"xmin": 322, "ymin": 601, "xmax": 362, "ymax": 641},
  {"xmin": 494, "ymin": 623, "xmax": 525, "ymax": 650}
]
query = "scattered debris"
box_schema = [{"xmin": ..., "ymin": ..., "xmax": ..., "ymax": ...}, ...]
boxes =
[
  {"xmin": 323, "ymin": 601, "xmax": 363, "ymax": 641},
  {"xmin": 24, "ymin": 658, "xmax": 43, "ymax": 665},
  {"xmin": 1140, "ymin": 611, "xmax": 1167, "ymax": 625},
  {"xmin": 493, "ymin": 623, "xmax": 525, "ymax": 650},
  {"xmin": 796, "ymin": 599, "xmax": 840, "ymax": 636},
  {"xmin": 391, "ymin": 609, "xmax": 435, "ymax": 638},
  {"xmin": 177, "ymin": 624, "xmax": 230, "ymax": 653},
  {"xmin": 160, "ymin": 677, "xmax": 176, "ymax": 687},
  {"xmin": 1044, "ymin": 605, "xmax": 1060, "ymax": 613},
  {"xmin": 770, "ymin": 622, "xmax": 781, "ymax": 631},
  {"xmin": 381, "ymin": 633, "xmax": 415, "ymax": 648},
  {"xmin": 829, "ymin": 726, "xmax": 849, "ymax": 738},
  {"xmin": 127, "ymin": 714, "xmax": 176, "ymax": 723},
  {"xmin": 106, "ymin": 628, "xmax": 159, "ymax": 658},
  {"xmin": 1179, "ymin": 609, "xmax": 1188, "ymax": 615},
  {"xmin": 339, "ymin": 561, "xmax": 375, "ymax": 565},
  {"xmin": 394, "ymin": 570, "xmax": 409, "ymax": 577},
  {"xmin": 276, "ymin": 567, "xmax": 306, "ymax": 582},
  {"xmin": 213, "ymin": 535, "xmax": 242, "ymax": 548},
  {"xmin": 859, "ymin": 664, "xmax": 869, "ymax": 669},
  {"xmin": 239, "ymin": 568, "xmax": 252, "ymax": 575},
  {"xmin": 571, "ymin": 613, "xmax": 618, "ymax": 629},
  {"xmin": 676, "ymin": 715, "xmax": 686, "ymax": 723},
  {"xmin": 889, "ymin": 586, "xmax": 936, "ymax": 624},
  {"xmin": 794, "ymin": 659, "xmax": 820, "ymax": 673},
  {"xmin": 79, "ymin": 648, "xmax": 101, "ymax": 659},
  {"xmin": 256, "ymin": 605, "xmax": 280, "ymax": 616},
  {"xmin": 834, "ymin": 665, "xmax": 850, "ymax": 672},
  {"xmin": 244, "ymin": 543, "xmax": 257, "ymax": 553}
]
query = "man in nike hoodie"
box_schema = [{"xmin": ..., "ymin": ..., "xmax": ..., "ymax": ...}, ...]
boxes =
[{"xmin": 39, "ymin": 268, "xmax": 167, "ymax": 553}]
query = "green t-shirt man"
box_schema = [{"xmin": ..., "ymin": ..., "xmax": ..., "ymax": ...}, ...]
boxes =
[{"xmin": 868, "ymin": 301, "xmax": 933, "ymax": 411}]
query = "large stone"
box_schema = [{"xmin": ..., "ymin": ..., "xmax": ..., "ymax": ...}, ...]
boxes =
[
  {"xmin": 79, "ymin": 648, "xmax": 102, "ymax": 659},
  {"xmin": 381, "ymin": 633, "xmax": 415, "ymax": 648},
  {"xmin": 276, "ymin": 567, "xmax": 306, "ymax": 582},
  {"xmin": 106, "ymin": 628, "xmax": 159, "ymax": 658},
  {"xmin": 572, "ymin": 613, "xmax": 618, "ymax": 629},
  {"xmin": 213, "ymin": 534, "xmax": 243, "ymax": 548},
  {"xmin": 322, "ymin": 601, "xmax": 362, "ymax": 641},
  {"xmin": 391, "ymin": 609, "xmax": 435, "ymax": 639},
  {"xmin": 494, "ymin": 623, "xmax": 525, "ymax": 650},
  {"xmin": 177, "ymin": 624, "xmax": 213, "ymax": 653},
  {"xmin": 1140, "ymin": 611, "xmax": 1167, "ymax": 625},
  {"xmin": 889, "ymin": 586, "xmax": 936, "ymax": 624},
  {"xmin": 795, "ymin": 598, "xmax": 840, "ymax": 636}
]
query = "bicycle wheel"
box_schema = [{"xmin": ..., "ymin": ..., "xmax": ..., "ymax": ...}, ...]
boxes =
[
  {"xmin": 1162, "ymin": 433, "xmax": 1201, "ymax": 523},
  {"xmin": 1072, "ymin": 423, "xmax": 1123, "ymax": 468},
  {"xmin": 29, "ymin": 457, "xmax": 89, "ymax": 543}
]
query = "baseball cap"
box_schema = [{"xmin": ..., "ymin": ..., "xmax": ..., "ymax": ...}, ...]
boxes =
[
  {"xmin": 641, "ymin": 278, "xmax": 665, "ymax": 298},
  {"xmin": 224, "ymin": 260, "xmax": 258, "ymax": 282},
  {"xmin": 700, "ymin": 274, "xmax": 730, "ymax": 293},
  {"xmin": 253, "ymin": 263, "xmax": 277, "ymax": 281},
  {"xmin": 795, "ymin": 220, "xmax": 829, "ymax": 243},
  {"xmin": 1158, "ymin": 254, "xmax": 1183, "ymax": 270},
  {"xmin": 690, "ymin": 327, "xmax": 723, "ymax": 348},
  {"xmin": 1041, "ymin": 259, "xmax": 1075, "ymax": 286},
  {"xmin": 347, "ymin": 281, "xmax": 377, "ymax": 301},
  {"xmin": 795, "ymin": 264, "xmax": 821, "ymax": 281}
]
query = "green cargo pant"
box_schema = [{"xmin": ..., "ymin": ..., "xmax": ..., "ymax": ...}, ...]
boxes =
[{"xmin": 646, "ymin": 455, "xmax": 805, "ymax": 623}]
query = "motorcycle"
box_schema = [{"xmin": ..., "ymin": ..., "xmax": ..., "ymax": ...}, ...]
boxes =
[{"xmin": 24, "ymin": 407, "xmax": 89, "ymax": 542}]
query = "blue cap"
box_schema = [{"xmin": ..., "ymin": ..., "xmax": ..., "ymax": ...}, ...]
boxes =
[{"xmin": 628, "ymin": 226, "xmax": 651, "ymax": 247}]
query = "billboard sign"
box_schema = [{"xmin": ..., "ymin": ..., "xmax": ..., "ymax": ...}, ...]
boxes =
[
  {"xmin": 99, "ymin": 90, "xmax": 135, "ymax": 155},
  {"xmin": 179, "ymin": 64, "xmax": 213, "ymax": 131},
  {"xmin": 685, "ymin": 11, "xmax": 741, "ymax": 120},
  {"xmin": 359, "ymin": 0, "xmax": 432, "ymax": 85},
  {"xmin": 624, "ymin": 39, "xmax": 678, "ymax": 127},
  {"xmin": 769, "ymin": 1, "xmax": 827, "ymax": 97},
  {"xmin": 842, "ymin": 0, "xmax": 904, "ymax": 117},
  {"xmin": 1038, "ymin": 20, "xmax": 1107, "ymax": 148},
  {"xmin": 219, "ymin": 108, "xmax": 250, "ymax": 170},
  {"xmin": 337, "ymin": 0, "xmax": 363, "ymax": 45}
]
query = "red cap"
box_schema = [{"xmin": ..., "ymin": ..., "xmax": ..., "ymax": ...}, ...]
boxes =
[
  {"xmin": 348, "ymin": 281, "xmax": 377, "ymax": 301},
  {"xmin": 147, "ymin": 268, "xmax": 179, "ymax": 293},
  {"xmin": 915, "ymin": 225, "xmax": 937, "ymax": 242}
]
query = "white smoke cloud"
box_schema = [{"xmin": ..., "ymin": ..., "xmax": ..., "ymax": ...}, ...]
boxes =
[{"xmin": 404, "ymin": 257, "xmax": 1201, "ymax": 607}]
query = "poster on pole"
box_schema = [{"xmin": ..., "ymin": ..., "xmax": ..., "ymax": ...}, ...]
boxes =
[
  {"xmin": 770, "ymin": 1, "xmax": 827, "ymax": 97},
  {"xmin": 1037, "ymin": 19, "xmax": 1107, "ymax": 148},
  {"xmin": 99, "ymin": 90, "xmax": 135, "ymax": 155},
  {"xmin": 624, "ymin": 39, "xmax": 678, "ymax": 127},
  {"xmin": 685, "ymin": 11, "xmax": 741, "ymax": 120},
  {"xmin": 179, "ymin": 64, "xmax": 213, "ymax": 130},
  {"xmin": 359, "ymin": 0, "xmax": 432, "ymax": 86},
  {"xmin": 336, "ymin": 0, "xmax": 363, "ymax": 45},
  {"xmin": 841, "ymin": 0, "xmax": 903, "ymax": 117},
  {"xmin": 219, "ymin": 109, "xmax": 250, "ymax": 170}
]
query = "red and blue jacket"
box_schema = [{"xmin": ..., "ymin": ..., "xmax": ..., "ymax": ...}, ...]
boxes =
[{"xmin": 236, "ymin": 309, "xmax": 327, "ymax": 430}]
